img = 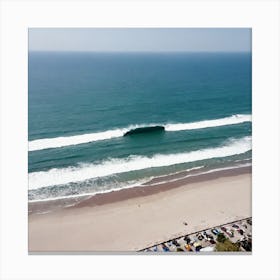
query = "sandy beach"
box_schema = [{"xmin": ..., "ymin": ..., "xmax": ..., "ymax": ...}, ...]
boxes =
[{"xmin": 28, "ymin": 167, "xmax": 251, "ymax": 252}]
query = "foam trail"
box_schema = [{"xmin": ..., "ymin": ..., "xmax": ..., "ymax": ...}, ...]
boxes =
[
  {"xmin": 29, "ymin": 179, "xmax": 148, "ymax": 203},
  {"xmin": 165, "ymin": 114, "xmax": 251, "ymax": 131},
  {"xmin": 29, "ymin": 114, "xmax": 251, "ymax": 151},
  {"xmin": 29, "ymin": 136, "xmax": 251, "ymax": 190},
  {"xmin": 29, "ymin": 167, "xmax": 202, "ymax": 202},
  {"xmin": 29, "ymin": 128, "xmax": 127, "ymax": 152},
  {"xmin": 147, "ymin": 162, "xmax": 252, "ymax": 186}
]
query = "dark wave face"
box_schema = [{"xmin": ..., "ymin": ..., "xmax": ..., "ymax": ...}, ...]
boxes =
[{"xmin": 123, "ymin": 126, "xmax": 165, "ymax": 136}]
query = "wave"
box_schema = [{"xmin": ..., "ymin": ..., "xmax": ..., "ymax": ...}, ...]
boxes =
[
  {"xmin": 124, "ymin": 125, "xmax": 165, "ymax": 136},
  {"xmin": 29, "ymin": 163, "xmax": 251, "ymax": 203},
  {"xmin": 165, "ymin": 114, "xmax": 251, "ymax": 131},
  {"xmin": 28, "ymin": 136, "xmax": 251, "ymax": 190},
  {"xmin": 29, "ymin": 179, "xmax": 149, "ymax": 203},
  {"xmin": 29, "ymin": 114, "xmax": 251, "ymax": 151},
  {"xmin": 29, "ymin": 166, "xmax": 203, "ymax": 202},
  {"xmin": 28, "ymin": 128, "xmax": 127, "ymax": 152}
]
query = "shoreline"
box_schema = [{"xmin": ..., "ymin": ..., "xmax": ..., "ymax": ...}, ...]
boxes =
[
  {"xmin": 29, "ymin": 167, "xmax": 251, "ymax": 252},
  {"xmin": 29, "ymin": 164, "xmax": 251, "ymax": 215}
]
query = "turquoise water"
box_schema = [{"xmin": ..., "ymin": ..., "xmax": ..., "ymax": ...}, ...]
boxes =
[{"xmin": 28, "ymin": 52, "xmax": 252, "ymax": 200}]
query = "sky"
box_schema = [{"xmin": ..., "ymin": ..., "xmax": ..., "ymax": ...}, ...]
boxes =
[{"xmin": 29, "ymin": 28, "xmax": 251, "ymax": 52}]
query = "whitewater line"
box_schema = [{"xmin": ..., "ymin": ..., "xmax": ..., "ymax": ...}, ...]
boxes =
[
  {"xmin": 28, "ymin": 114, "xmax": 251, "ymax": 152},
  {"xmin": 28, "ymin": 163, "xmax": 250, "ymax": 203},
  {"xmin": 28, "ymin": 136, "xmax": 252, "ymax": 190}
]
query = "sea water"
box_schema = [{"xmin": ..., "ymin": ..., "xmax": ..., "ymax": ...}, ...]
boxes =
[{"xmin": 28, "ymin": 52, "xmax": 252, "ymax": 201}]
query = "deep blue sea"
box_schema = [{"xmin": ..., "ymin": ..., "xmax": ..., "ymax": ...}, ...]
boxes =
[{"xmin": 28, "ymin": 52, "xmax": 252, "ymax": 201}]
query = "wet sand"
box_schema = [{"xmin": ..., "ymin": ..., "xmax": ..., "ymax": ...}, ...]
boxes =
[{"xmin": 29, "ymin": 167, "xmax": 251, "ymax": 252}]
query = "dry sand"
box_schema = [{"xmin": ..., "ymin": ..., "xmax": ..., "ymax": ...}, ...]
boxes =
[{"xmin": 28, "ymin": 171, "xmax": 251, "ymax": 252}]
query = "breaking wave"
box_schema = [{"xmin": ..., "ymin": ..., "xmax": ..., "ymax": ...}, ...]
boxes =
[
  {"xmin": 29, "ymin": 136, "xmax": 251, "ymax": 190},
  {"xmin": 29, "ymin": 114, "xmax": 251, "ymax": 151}
]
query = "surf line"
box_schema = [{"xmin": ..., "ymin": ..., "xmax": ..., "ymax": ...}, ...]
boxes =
[{"xmin": 29, "ymin": 114, "xmax": 251, "ymax": 151}]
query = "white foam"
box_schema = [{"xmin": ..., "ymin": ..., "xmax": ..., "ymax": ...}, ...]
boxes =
[
  {"xmin": 28, "ymin": 128, "xmax": 127, "ymax": 151},
  {"xmin": 29, "ymin": 179, "xmax": 148, "ymax": 203},
  {"xmin": 29, "ymin": 167, "xmax": 202, "ymax": 202},
  {"xmin": 28, "ymin": 136, "xmax": 252, "ymax": 190},
  {"xmin": 29, "ymin": 163, "xmax": 251, "ymax": 202},
  {"xmin": 147, "ymin": 162, "xmax": 252, "ymax": 186},
  {"xmin": 28, "ymin": 114, "xmax": 251, "ymax": 151},
  {"xmin": 165, "ymin": 114, "xmax": 251, "ymax": 131}
]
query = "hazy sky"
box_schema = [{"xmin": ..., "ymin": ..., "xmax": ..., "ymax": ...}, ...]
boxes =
[{"xmin": 29, "ymin": 28, "xmax": 251, "ymax": 52}]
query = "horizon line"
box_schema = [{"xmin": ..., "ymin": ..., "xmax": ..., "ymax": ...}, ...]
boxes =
[{"xmin": 28, "ymin": 50, "xmax": 251, "ymax": 53}]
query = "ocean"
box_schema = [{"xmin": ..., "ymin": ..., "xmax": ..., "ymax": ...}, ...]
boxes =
[{"xmin": 28, "ymin": 52, "xmax": 252, "ymax": 202}]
